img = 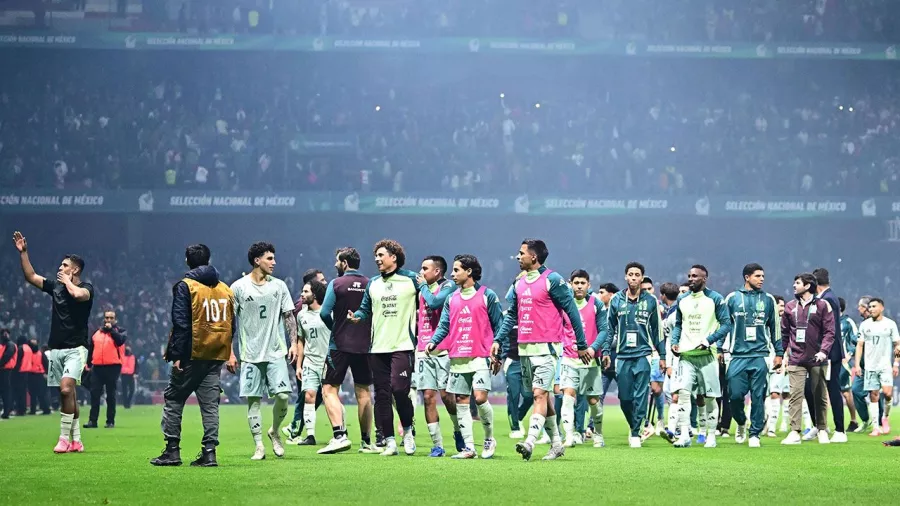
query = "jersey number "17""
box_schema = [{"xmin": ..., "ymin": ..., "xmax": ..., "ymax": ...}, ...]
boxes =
[{"xmin": 202, "ymin": 298, "xmax": 230, "ymax": 323}]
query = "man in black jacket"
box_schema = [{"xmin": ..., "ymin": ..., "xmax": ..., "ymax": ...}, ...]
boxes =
[{"xmin": 809, "ymin": 268, "xmax": 847, "ymax": 443}]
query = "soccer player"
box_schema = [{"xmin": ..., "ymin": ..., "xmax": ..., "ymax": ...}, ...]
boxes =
[
  {"xmin": 851, "ymin": 296, "xmax": 882, "ymax": 433},
  {"xmin": 853, "ymin": 298, "xmax": 900, "ymax": 436},
  {"xmin": 230, "ymin": 242, "xmax": 297, "ymax": 460},
  {"xmin": 492, "ymin": 239, "xmax": 590, "ymax": 461},
  {"xmin": 415, "ymin": 255, "xmax": 464, "ymax": 457},
  {"xmin": 153, "ymin": 244, "xmax": 235, "ymax": 467},
  {"xmin": 319, "ymin": 247, "xmax": 376, "ymax": 455},
  {"xmin": 780, "ymin": 273, "xmax": 835, "ymax": 445},
  {"xmin": 285, "ymin": 268, "xmax": 327, "ymax": 442},
  {"xmin": 347, "ymin": 240, "xmax": 421, "ymax": 456},
  {"xmin": 291, "ymin": 280, "xmax": 330, "ymax": 445},
  {"xmin": 641, "ymin": 277, "xmax": 655, "ymax": 296},
  {"xmin": 593, "ymin": 282, "xmax": 619, "ymax": 442},
  {"xmin": 838, "ymin": 297, "xmax": 860, "ymax": 433},
  {"xmin": 645, "ymin": 282, "xmax": 678, "ymax": 441},
  {"xmin": 13, "ymin": 231, "xmax": 93, "ymax": 453},
  {"xmin": 426, "ymin": 254, "xmax": 503, "ymax": 458},
  {"xmin": 560, "ymin": 270, "xmax": 607, "ymax": 448},
  {"xmin": 670, "ymin": 265, "xmax": 731, "ymax": 448},
  {"xmin": 724, "ymin": 264, "xmax": 782, "ymax": 448},
  {"xmin": 602, "ymin": 262, "xmax": 663, "ymax": 448}
]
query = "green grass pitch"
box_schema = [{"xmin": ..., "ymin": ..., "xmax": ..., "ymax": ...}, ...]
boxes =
[{"xmin": 0, "ymin": 404, "xmax": 895, "ymax": 505}]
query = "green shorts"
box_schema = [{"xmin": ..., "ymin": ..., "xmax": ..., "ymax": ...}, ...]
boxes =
[
  {"xmin": 521, "ymin": 354, "xmax": 558, "ymax": 393},
  {"xmin": 300, "ymin": 359, "xmax": 325, "ymax": 393},
  {"xmin": 240, "ymin": 359, "xmax": 292, "ymax": 398},
  {"xmin": 447, "ymin": 369, "xmax": 492, "ymax": 395},
  {"xmin": 559, "ymin": 364, "xmax": 604, "ymax": 396},
  {"xmin": 673, "ymin": 353, "xmax": 721, "ymax": 398},
  {"xmin": 838, "ymin": 363, "xmax": 852, "ymax": 392},
  {"xmin": 416, "ymin": 355, "xmax": 450, "ymax": 392},
  {"xmin": 47, "ymin": 346, "xmax": 88, "ymax": 387}
]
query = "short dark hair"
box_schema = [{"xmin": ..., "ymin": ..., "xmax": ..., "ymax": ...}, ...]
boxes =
[
  {"xmin": 659, "ymin": 282, "xmax": 680, "ymax": 301},
  {"xmin": 839, "ymin": 297, "xmax": 846, "ymax": 313},
  {"xmin": 307, "ymin": 280, "xmax": 327, "ymax": 306},
  {"xmin": 570, "ymin": 269, "xmax": 590, "ymax": 282},
  {"xmin": 869, "ymin": 297, "xmax": 884, "ymax": 307},
  {"xmin": 336, "ymin": 247, "xmax": 361, "ymax": 269},
  {"xmin": 680, "ymin": 281, "xmax": 690, "ymax": 288},
  {"xmin": 185, "ymin": 244, "xmax": 211, "ymax": 269},
  {"xmin": 522, "ymin": 239, "xmax": 549, "ymax": 265},
  {"xmin": 742, "ymin": 263, "xmax": 764, "ymax": 279},
  {"xmin": 454, "ymin": 254, "xmax": 482, "ymax": 282},
  {"xmin": 424, "ymin": 256, "xmax": 448, "ymax": 277},
  {"xmin": 64, "ymin": 254, "xmax": 85, "ymax": 275},
  {"xmin": 642, "ymin": 276, "xmax": 653, "ymax": 285},
  {"xmin": 302, "ymin": 269, "xmax": 323, "ymax": 285},
  {"xmin": 248, "ymin": 242, "xmax": 275, "ymax": 268},
  {"xmin": 812, "ymin": 268, "xmax": 830, "ymax": 286},
  {"xmin": 691, "ymin": 264, "xmax": 709, "ymax": 276},
  {"xmin": 374, "ymin": 239, "xmax": 406, "ymax": 269},
  {"xmin": 625, "ymin": 261, "xmax": 645, "ymax": 275},
  {"xmin": 774, "ymin": 295, "xmax": 785, "ymax": 304},
  {"xmin": 794, "ymin": 273, "xmax": 817, "ymax": 293},
  {"xmin": 599, "ymin": 283, "xmax": 619, "ymax": 293}
]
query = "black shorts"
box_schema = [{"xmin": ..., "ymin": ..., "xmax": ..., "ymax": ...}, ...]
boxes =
[{"xmin": 324, "ymin": 349, "xmax": 372, "ymax": 386}]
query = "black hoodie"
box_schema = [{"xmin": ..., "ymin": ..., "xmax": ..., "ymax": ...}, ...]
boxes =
[{"xmin": 166, "ymin": 265, "xmax": 224, "ymax": 362}]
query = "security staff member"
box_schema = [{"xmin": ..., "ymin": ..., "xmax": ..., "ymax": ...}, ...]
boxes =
[
  {"xmin": 86, "ymin": 311, "xmax": 126, "ymax": 428},
  {"xmin": 151, "ymin": 244, "xmax": 235, "ymax": 468},
  {"xmin": 120, "ymin": 346, "xmax": 138, "ymax": 409},
  {"xmin": 0, "ymin": 330, "xmax": 17, "ymax": 419},
  {"xmin": 28, "ymin": 339, "xmax": 50, "ymax": 415},
  {"xmin": 14, "ymin": 336, "xmax": 31, "ymax": 415}
]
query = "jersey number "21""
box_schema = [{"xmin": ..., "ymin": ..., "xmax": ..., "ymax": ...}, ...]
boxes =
[{"xmin": 202, "ymin": 298, "xmax": 230, "ymax": 323}]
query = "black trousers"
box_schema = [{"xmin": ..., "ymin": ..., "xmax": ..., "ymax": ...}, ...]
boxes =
[
  {"xmin": 28, "ymin": 373, "xmax": 49, "ymax": 414},
  {"xmin": 121, "ymin": 374, "xmax": 136, "ymax": 408},
  {"xmin": 0, "ymin": 369, "xmax": 11, "ymax": 415},
  {"xmin": 12, "ymin": 370, "xmax": 27, "ymax": 414},
  {"xmin": 805, "ymin": 358, "xmax": 845, "ymax": 432},
  {"xmin": 89, "ymin": 365, "xmax": 121, "ymax": 424}
]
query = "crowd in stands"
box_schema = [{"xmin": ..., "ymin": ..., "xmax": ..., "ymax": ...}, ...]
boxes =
[
  {"xmin": 2, "ymin": 51, "xmax": 900, "ymax": 197},
  {"xmin": 19, "ymin": 0, "xmax": 899, "ymax": 43}
]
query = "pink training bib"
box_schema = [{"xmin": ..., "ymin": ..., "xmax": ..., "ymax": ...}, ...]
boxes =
[
  {"xmin": 446, "ymin": 286, "xmax": 493, "ymax": 359},
  {"xmin": 563, "ymin": 295, "xmax": 599, "ymax": 359},
  {"xmin": 417, "ymin": 284, "xmax": 448, "ymax": 352},
  {"xmin": 515, "ymin": 269, "xmax": 566, "ymax": 344}
]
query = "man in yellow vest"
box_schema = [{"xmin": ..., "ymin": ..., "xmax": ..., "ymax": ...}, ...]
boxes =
[{"xmin": 151, "ymin": 244, "xmax": 235, "ymax": 468}]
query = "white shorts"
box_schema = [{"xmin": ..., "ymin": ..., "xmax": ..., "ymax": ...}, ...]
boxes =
[
  {"xmin": 47, "ymin": 347, "xmax": 88, "ymax": 387},
  {"xmin": 768, "ymin": 372, "xmax": 790, "ymax": 394},
  {"xmin": 240, "ymin": 359, "xmax": 293, "ymax": 398},
  {"xmin": 673, "ymin": 354, "xmax": 721, "ymax": 398},
  {"xmin": 559, "ymin": 364, "xmax": 604, "ymax": 396},
  {"xmin": 864, "ymin": 369, "xmax": 893, "ymax": 391}
]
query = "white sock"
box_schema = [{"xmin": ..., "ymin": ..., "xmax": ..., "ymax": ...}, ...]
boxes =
[
  {"xmin": 60, "ymin": 412, "xmax": 73, "ymax": 441},
  {"xmin": 766, "ymin": 398, "xmax": 780, "ymax": 432},
  {"xmin": 448, "ymin": 411, "xmax": 460, "ymax": 432},
  {"xmin": 526, "ymin": 414, "xmax": 545, "ymax": 445},
  {"xmin": 477, "ymin": 402, "xmax": 494, "ymax": 440},
  {"xmin": 698, "ymin": 403, "xmax": 707, "ymax": 435},
  {"xmin": 545, "ymin": 415, "xmax": 562, "ymax": 445},
  {"xmin": 869, "ymin": 399, "xmax": 879, "ymax": 427},
  {"xmin": 590, "ymin": 403, "xmax": 603, "ymax": 435},
  {"xmin": 561, "ymin": 395, "xmax": 576, "ymax": 439},
  {"xmin": 409, "ymin": 388, "xmax": 417, "ymax": 408},
  {"xmin": 677, "ymin": 392, "xmax": 692, "ymax": 437},
  {"xmin": 427, "ymin": 422, "xmax": 443, "ymax": 447},
  {"xmin": 780, "ymin": 397, "xmax": 790, "ymax": 430},
  {"xmin": 303, "ymin": 403, "xmax": 317, "ymax": 437},
  {"xmin": 802, "ymin": 400, "xmax": 812, "ymax": 430},
  {"xmin": 248, "ymin": 398, "xmax": 263, "ymax": 446},
  {"xmin": 72, "ymin": 417, "xmax": 81, "ymax": 443},
  {"xmin": 273, "ymin": 393, "xmax": 289, "ymax": 433},
  {"xmin": 705, "ymin": 398, "xmax": 718, "ymax": 436},
  {"xmin": 458, "ymin": 404, "xmax": 474, "ymax": 450}
]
